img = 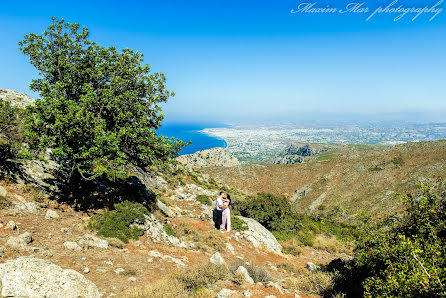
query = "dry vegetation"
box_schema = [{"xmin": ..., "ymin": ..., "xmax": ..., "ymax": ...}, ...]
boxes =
[{"xmin": 203, "ymin": 141, "xmax": 446, "ymax": 218}]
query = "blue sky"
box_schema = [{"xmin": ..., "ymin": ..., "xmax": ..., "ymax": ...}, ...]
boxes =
[{"xmin": 1, "ymin": 0, "xmax": 445, "ymax": 123}]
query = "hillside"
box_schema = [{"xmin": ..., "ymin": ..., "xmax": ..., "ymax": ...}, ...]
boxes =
[
  {"xmin": 202, "ymin": 141, "xmax": 446, "ymax": 218},
  {"xmin": 0, "ymin": 159, "xmax": 347, "ymax": 297},
  {"xmin": 176, "ymin": 147, "xmax": 240, "ymax": 168}
]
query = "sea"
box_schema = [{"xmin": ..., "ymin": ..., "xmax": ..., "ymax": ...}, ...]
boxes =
[{"xmin": 157, "ymin": 122, "xmax": 228, "ymax": 155}]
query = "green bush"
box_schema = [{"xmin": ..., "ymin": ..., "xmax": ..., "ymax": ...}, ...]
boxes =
[
  {"xmin": 0, "ymin": 99, "xmax": 25, "ymax": 161},
  {"xmin": 196, "ymin": 194, "xmax": 211, "ymax": 205},
  {"xmin": 88, "ymin": 201, "xmax": 149, "ymax": 243},
  {"xmin": 231, "ymin": 216, "xmax": 248, "ymax": 231},
  {"xmin": 332, "ymin": 182, "xmax": 446, "ymax": 297},
  {"xmin": 163, "ymin": 224, "xmax": 176, "ymax": 237},
  {"xmin": 234, "ymin": 192, "xmax": 299, "ymax": 232}
]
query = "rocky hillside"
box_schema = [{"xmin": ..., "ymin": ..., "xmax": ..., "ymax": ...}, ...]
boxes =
[
  {"xmin": 0, "ymin": 89, "xmax": 34, "ymax": 108},
  {"xmin": 0, "ymin": 159, "xmax": 345, "ymax": 297},
  {"xmin": 270, "ymin": 144, "xmax": 321, "ymax": 164},
  {"xmin": 203, "ymin": 141, "xmax": 446, "ymax": 219},
  {"xmin": 176, "ymin": 147, "xmax": 240, "ymax": 168}
]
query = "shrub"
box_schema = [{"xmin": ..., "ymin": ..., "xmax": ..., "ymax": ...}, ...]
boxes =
[
  {"xmin": 129, "ymin": 276, "xmax": 188, "ymax": 298},
  {"xmin": 230, "ymin": 262, "xmax": 272, "ymax": 283},
  {"xmin": 231, "ymin": 216, "xmax": 248, "ymax": 231},
  {"xmin": 234, "ymin": 192, "xmax": 299, "ymax": 232},
  {"xmin": 279, "ymin": 238, "xmax": 303, "ymax": 256},
  {"xmin": 277, "ymin": 261, "xmax": 308, "ymax": 275},
  {"xmin": 0, "ymin": 194, "xmax": 11, "ymax": 209},
  {"xmin": 175, "ymin": 262, "xmax": 228, "ymax": 290},
  {"xmin": 88, "ymin": 201, "xmax": 149, "ymax": 243},
  {"xmin": 285, "ymin": 272, "xmax": 335, "ymax": 295},
  {"xmin": 163, "ymin": 224, "xmax": 176, "ymax": 237},
  {"xmin": 196, "ymin": 231, "xmax": 227, "ymax": 253},
  {"xmin": 196, "ymin": 194, "xmax": 211, "ymax": 205},
  {"xmin": 0, "ymin": 99, "xmax": 25, "ymax": 161},
  {"xmin": 332, "ymin": 182, "xmax": 446, "ymax": 297}
]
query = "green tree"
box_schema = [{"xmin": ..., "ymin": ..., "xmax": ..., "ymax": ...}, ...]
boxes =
[
  {"xmin": 19, "ymin": 17, "xmax": 184, "ymax": 180},
  {"xmin": 0, "ymin": 99, "xmax": 25, "ymax": 160}
]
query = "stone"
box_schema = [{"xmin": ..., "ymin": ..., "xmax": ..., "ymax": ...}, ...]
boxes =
[
  {"xmin": 243, "ymin": 290, "xmax": 252, "ymax": 297},
  {"xmin": 210, "ymin": 252, "xmax": 225, "ymax": 265},
  {"xmin": 45, "ymin": 209, "xmax": 59, "ymax": 219},
  {"xmin": 78, "ymin": 256, "xmax": 87, "ymax": 261},
  {"xmin": 216, "ymin": 288, "xmax": 238, "ymax": 298},
  {"xmin": 235, "ymin": 216, "xmax": 282, "ymax": 253},
  {"xmin": 78, "ymin": 233, "xmax": 109, "ymax": 249},
  {"xmin": 266, "ymin": 281, "xmax": 284, "ymax": 294},
  {"xmin": 64, "ymin": 241, "xmax": 82, "ymax": 251},
  {"xmin": 128, "ymin": 277, "xmax": 137, "ymax": 283},
  {"xmin": 102, "ymin": 260, "xmax": 113, "ymax": 266},
  {"xmin": 147, "ymin": 257, "xmax": 154, "ymax": 263},
  {"xmin": 6, "ymin": 232, "xmax": 33, "ymax": 249},
  {"xmin": 226, "ymin": 242, "xmax": 235, "ymax": 254},
  {"xmin": 114, "ymin": 268, "xmax": 125, "ymax": 275},
  {"xmin": 61, "ymin": 227, "xmax": 73, "ymax": 234},
  {"xmin": 133, "ymin": 214, "xmax": 187, "ymax": 248},
  {"xmin": 95, "ymin": 268, "xmax": 107, "ymax": 274},
  {"xmin": 0, "ymin": 246, "xmax": 5, "ymax": 257},
  {"xmin": 81, "ymin": 265, "xmax": 90, "ymax": 274},
  {"xmin": 0, "ymin": 185, "xmax": 8, "ymax": 197},
  {"xmin": 306, "ymin": 262, "xmax": 320, "ymax": 273},
  {"xmin": 235, "ymin": 266, "xmax": 254, "ymax": 284},
  {"xmin": 6, "ymin": 220, "xmax": 18, "ymax": 231},
  {"xmin": 148, "ymin": 250, "xmax": 186, "ymax": 267},
  {"xmin": 156, "ymin": 199, "xmax": 175, "ymax": 217},
  {"xmin": 0, "ymin": 256, "xmax": 101, "ymax": 297}
]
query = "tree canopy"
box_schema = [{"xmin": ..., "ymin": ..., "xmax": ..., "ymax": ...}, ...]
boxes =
[{"xmin": 19, "ymin": 17, "xmax": 184, "ymax": 178}]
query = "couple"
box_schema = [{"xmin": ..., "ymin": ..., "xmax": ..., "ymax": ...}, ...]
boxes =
[{"xmin": 214, "ymin": 191, "xmax": 231, "ymax": 232}]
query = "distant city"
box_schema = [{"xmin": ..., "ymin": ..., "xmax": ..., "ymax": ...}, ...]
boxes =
[{"xmin": 202, "ymin": 122, "xmax": 446, "ymax": 163}]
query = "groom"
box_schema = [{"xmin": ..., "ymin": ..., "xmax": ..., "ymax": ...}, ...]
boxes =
[{"xmin": 215, "ymin": 192, "xmax": 227, "ymax": 230}]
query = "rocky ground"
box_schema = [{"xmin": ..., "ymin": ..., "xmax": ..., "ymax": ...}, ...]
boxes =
[{"xmin": 0, "ymin": 168, "xmax": 348, "ymax": 297}]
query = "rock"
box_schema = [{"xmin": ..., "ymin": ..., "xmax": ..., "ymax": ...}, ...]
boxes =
[
  {"xmin": 266, "ymin": 281, "xmax": 284, "ymax": 294},
  {"xmin": 264, "ymin": 296, "xmax": 277, "ymax": 298},
  {"xmin": 134, "ymin": 214, "xmax": 187, "ymax": 248},
  {"xmin": 156, "ymin": 199, "xmax": 175, "ymax": 217},
  {"xmin": 81, "ymin": 265, "xmax": 90, "ymax": 274},
  {"xmin": 6, "ymin": 220, "xmax": 18, "ymax": 231},
  {"xmin": 102, "ymin": 260, "xmax": 113, "ymax": 266},
  {"xmin": 0, "ymin": 256, "xmax": 101, "ymax": 297},
  {"xmin": 128, "ymin": 277, "xmax": 137, "ymax": 283},
  {"xmin": 78, "ymin": 256, "xmax": 87, "ymax": 261},
  {"xmin": 78, "ymin": 233, "xmax": 109, "ymax": 249},
  {"xmin": 0, "ymin": 185, "xmax": 9, "ymax": 197},
  {"xmin": 0, "ymin": 246, "xmax": 5, "ymax": 257},
  {"xmin": 306, "ymin": 262, "xmax": 320, "ymax": 273},
  {"xmin": 45, "ymin": 209, "xmax": 59, "ymax": 219},
  {"xmin": 235, "ymin": 216, "xmax": 282, "ymax": 253},
  {"xmin": 243, "ymin": 290, "xmax": 252, "ymax": 297},
  {"xmin": 147, "ymin": 257, "xmax": 154, "ymax": 263},
  {"xmin": 226, "ymin": 243, "xmax": 235, "ymax": 254},
  {"xmin": 210, "ymin": 252, "xmax": 225, "ymax": 265},
  {"xmin": 176, "ymin": 147, "xmax": 240, "ymax": 168},
  {"xmin": 114, "ymin": 268, "xmax": 125, "ymax": 275},
  {"xmin": 0, "ymin": 89, "xmax": 35, "ymax": 108},
  {"xmin": 61, "ymin": 227, "xmax": 73, "ymax": 235},
  {"xmin": 95, "ymin": 268, "xmax": 107, "ymax": 274},
  {"xmin": 6, "ymin": 232, "xmax": 33, "ymax": 249},
  {"xmin": 10, "ymin": 201, "xmax": 41, "ymax": 215},
  {"xmin": 64, "ymin": 241, "xmax": 82, "ymax": 251},
  {"xmin": 270, "ymin": 144, "xmax": 318, "ymax": 165},
  {"xmin": 235, "ymin": 266, "xmax": 254, "ymax": 284},
  {"xmin": 217, "ymin": 288, "xmax": 238, "ymax": 298},
  {"xmin": 148, "ymin": 250, "xmax": 186, "ymax": 267}
]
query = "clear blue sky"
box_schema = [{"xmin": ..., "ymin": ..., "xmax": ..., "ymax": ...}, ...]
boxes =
[{"xmin": 1, "ymin": 0, "xmax": 445, "ymax": 123}]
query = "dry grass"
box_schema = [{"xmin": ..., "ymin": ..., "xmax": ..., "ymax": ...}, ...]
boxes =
[
  {"xmin": 129, "ymin": 276, "xmax": 189, "ymax": 298},
  {"xmin": 313, "ymin": 234, "xmax": 353, "ymax": 254},
  {"xmin": 175, "ymin": 262, "xmax": 228, "ymax": 290},
  {"xmin": 175, "ymin": 223, "xmax": 228, "ymax": 253},
  {"xmin": 229, "ymin": 262, "xmax": 272, "ymax": 283},
  {"xmin": 0, "ymin": 194, "xmax": 11, "ymax": 209},
  {"xmin": 285, "ymin": 271, "xmax": 335, "ymax": 295},
  {"xmin": 277, "ymin": 260, "xmax": 308, "ymax": 275},
  {"xmin": 21, "ymin": 184, "xmax": 48, "ymax": 204},
  {"xmin": 279, "ymin": 238, "xmax": 303, "ymax": 256}
]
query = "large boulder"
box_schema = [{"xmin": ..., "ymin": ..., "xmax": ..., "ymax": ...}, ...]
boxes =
[
  {"xmin": 0, "ymin": 256, "xmax": 101, "ymax": 297},
  {"xmin": 234, "ymin": 216, "xmax": 282, "ymax": 253},
  {"xmin": 134, "ymin": 214, "xmax": 187, "ymax": 248}
]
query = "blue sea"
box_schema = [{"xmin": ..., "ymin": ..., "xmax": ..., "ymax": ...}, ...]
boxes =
[{"xmin": 157, "ymin": 122, "xmax": 228, "ymax": 155}]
